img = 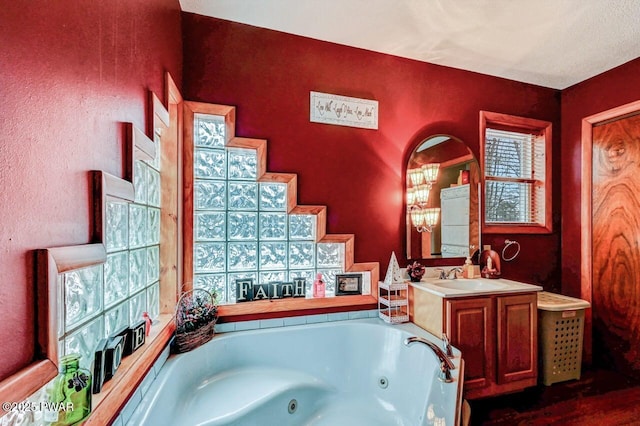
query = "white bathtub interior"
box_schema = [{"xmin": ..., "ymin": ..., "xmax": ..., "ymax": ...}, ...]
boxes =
[{"xmin": 128, "ymin": 318, "xmax": 462, "ymax": 426}]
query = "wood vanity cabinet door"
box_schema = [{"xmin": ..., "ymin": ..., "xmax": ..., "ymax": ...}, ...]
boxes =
[
  {"xmin": 496, "ymin": 293, "xmax": 537, "ymax": 384},
  {"xmin": 446, "ymin": 297, "xmax": 495, "ymax": 391}
]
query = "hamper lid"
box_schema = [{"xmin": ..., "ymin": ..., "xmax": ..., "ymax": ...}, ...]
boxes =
[{"xmin": 537, "ymin": 291, "xmax": 591, "ymax": 311}]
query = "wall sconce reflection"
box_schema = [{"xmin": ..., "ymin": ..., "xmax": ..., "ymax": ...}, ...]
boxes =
[
  {"xmin": 407, "ymin": 163, "xmax": 440, "ymax": 232},
  {"xmin": 410, "ymin": 206, "xmax": 440, "ymax": 233}
]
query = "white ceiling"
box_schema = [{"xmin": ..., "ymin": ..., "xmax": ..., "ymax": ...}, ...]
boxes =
[{"xmin": 179, "ymin": 0, "xmax": 640, "ymax": 89}]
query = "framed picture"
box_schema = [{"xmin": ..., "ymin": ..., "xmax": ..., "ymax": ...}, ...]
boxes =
[{"xmin": 335, "ymin": 273, "xmax": 362, "ymax": 296}]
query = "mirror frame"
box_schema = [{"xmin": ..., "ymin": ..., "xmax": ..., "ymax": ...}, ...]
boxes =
[{"xmin": 405, "ymin": 134, "xmax": 481, "ymax": 261}]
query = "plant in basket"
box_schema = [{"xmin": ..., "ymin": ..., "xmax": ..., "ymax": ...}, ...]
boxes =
[{"xmin": 174, "ymin": 288, "xmax": 218, "ymax": 353}]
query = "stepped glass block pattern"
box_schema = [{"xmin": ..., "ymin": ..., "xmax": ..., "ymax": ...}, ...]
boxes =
[
  {"xmin": 317, "ymin": 243, "xmax": 345, "ymax": 268},
  {"xmin": 195, "ymin": 242, "xmax": 226, "ymax": 272},
  {"xmin": 195, "ymin": 149, "xmax": 227, "ymax": 180},
  {"xmin": 195, "ymin": 113, "xmax": 226, "ymax": 148},
  {"xmin": 196, "ymin": 212, "xmax": 226, "ymax": 241},
  {"xmin": 104, "ymin": 251, "xmax": 128, "ymax": 308},
  {"xmin": 196, "ymin": 181, "xmax": 226, "ymax": 210},
  {"xmin": 228, "ymin": 148, "xmax": 258, "ymax": 181},
  {"xmin": 65, "ymin": 317, "xmax": 104, "ymax": 371},
  {"xmin": 289, "ymin": 215, "xmax": 316, "ymax": 240},
  {"xmin": 57, "ymin": 149, "xmax": 162, "ymax": 368},
  {"xmin": 260, "ymin": 213, "xmax": 287, "ymax": 240},
  {"xmin": 227, "ymin": 212, "xmax": 257, "ymax": 240},
  {"xmin": 289, "ymin": 242, "xmax": 315, "ymax": 269},
  {"xmin": 260, "ymin": 182, "xmax": 287, "ymax": 211},
  {"xmin": 105, "ymin": 301, "xmax": 129, "ymax": 338},
  {"xmin": 64, "ymin": 265, "xmax": 103, "ymax": 332},
  {"xmin": 192, "ymin": 113, "xmax": 347, "ymax": 303}
]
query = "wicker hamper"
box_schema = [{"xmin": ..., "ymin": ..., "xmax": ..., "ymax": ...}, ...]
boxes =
[{"xmin": 537, "ymin": 291, "xmax": 590, "ymax": 386}]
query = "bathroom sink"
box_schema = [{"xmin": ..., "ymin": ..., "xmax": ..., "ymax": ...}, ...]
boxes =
[
  {"xmin": 412, "ymin": 276, "xmax": 543, "ymax": 298},
  {"xmin": 429, "ymin": 279, "xmax": 508, "ymax": 291}
]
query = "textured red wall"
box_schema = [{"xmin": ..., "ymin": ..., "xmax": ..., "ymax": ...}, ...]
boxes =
[
  {"xmin": 182, "ymin": 15, "xmax": 562, "ymax": 286},
  {"xmin": 561, "ymin": 58, "xmax": 640, "ymax": 298},
  {"xmin": 0, "ymin": 1, "xmax": 182, "ymax": 380}
]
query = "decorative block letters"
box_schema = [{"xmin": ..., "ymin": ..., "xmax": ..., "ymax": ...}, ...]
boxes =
[
  {"xmin": 235, "ymin": 278, "xmax": 307, "ymax": 301},
  {"xmin": 130, "ymin": 320, "xmax": 146, "ymax": 353},
  {"xmin": 104, "ymin": 335, "xmax": 124, "ymax": 381},
  {"xmin": 92, "ymin": 338, "xmax": 108, "ymax": 394},
  {"xmin": 281, "ymin": 282, "xmax": 294, "ymax": 298},
  {"xmin": 269, "ymin": 281, "xmax": 282, "ymax": 299},
  {"xmin": 236, "ymin": 278, "xmax": 254, "ymax": 302},
  {"xmin": 253, "ymin": 283, "xmax": 270, "ymax": 300},
  {"xmin": 114, "ymin": 326, "xmax": 132, "ymax": 356},
  {"xmin": 292, "ymin": 278, "xmax": 306, "ymax": 297},
  {"xmin": 93, "ymin": 319, "xmax": 146, "ymax": 391}
]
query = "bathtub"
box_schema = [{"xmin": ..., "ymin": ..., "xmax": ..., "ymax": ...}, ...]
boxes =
[{"xmin": 128, "ymin": 318, "xmax": 464, "ymax": 426}]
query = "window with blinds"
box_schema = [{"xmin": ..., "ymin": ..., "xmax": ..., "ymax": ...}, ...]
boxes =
[{"xmin": 480, "ymin": 111, "xmax": 552, "ymax": 233}]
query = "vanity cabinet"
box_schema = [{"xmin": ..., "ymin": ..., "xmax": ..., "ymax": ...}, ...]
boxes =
[
  {"xmin": 410, "ymin": 288, "xmax": 538, "ymax": 399},
  {"xmin": 446, "ymin": 297, "xmax": 494, "ymax": 392}
]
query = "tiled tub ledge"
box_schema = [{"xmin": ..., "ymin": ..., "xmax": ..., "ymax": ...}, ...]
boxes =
[
  {"xmin": 114, "ymin": 310, "xmax": 379, "ymax": 425},
  {"xmin": 111, "ymin": 344, "xmax": 171, "ymax": 426},
  {"xmin": 216, "ymin": 309, "xmax": 380, "ymax": 333}
]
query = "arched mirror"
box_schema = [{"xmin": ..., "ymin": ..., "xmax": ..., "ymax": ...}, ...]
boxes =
[{"xmin": 406, "ymin": 134, "xmax": 480, "ymax": 259}]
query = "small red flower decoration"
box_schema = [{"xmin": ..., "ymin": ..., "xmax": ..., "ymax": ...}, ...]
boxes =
[{"xmin": 407, "ymin": 261, "xmax": 426, "ymax": 281}]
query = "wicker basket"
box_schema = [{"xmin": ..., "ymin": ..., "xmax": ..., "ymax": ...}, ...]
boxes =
[{"xmin": 173, "ymin": 288, "xmax": 218, "ymax": 353}]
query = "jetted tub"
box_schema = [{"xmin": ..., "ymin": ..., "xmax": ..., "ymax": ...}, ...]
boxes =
[{"xmin": 128, "ymin": 318, "xmax": 464, "ymax": 425}]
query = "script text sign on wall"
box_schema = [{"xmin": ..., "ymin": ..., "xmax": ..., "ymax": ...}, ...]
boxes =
[{"xmin": 310, "ymin": 91, "xmax": 378, "ymax": 130}]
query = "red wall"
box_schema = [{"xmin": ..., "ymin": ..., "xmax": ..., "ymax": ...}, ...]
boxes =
[
  {"xmin": 182, "ymin": 15, "xmax": 562, "ymax": 287},
  {"xmin": 561, "ymin": 58, "xmax": 640, "ymax": 297},
  {"xmin": 0, "ymin": 1, "xmax": 182, "ymax": 380}
]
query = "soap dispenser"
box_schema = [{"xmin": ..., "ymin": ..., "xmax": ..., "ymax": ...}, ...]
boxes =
[
  {"xmin": 463, "ymin": 256, "xmax": 474, "ymax": 279},
  {"xmin": 313, "ymin": 273, "xmax": 325, "ymax": 298}
]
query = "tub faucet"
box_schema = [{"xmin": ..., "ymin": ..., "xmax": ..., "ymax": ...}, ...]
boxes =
[
  {"xmin": 442, "ymin": 333, "xmax": 454, "ymax": 358},
  {"xmin": 404, "ymin": 336, "xmax": 456, "ymax": 383}
]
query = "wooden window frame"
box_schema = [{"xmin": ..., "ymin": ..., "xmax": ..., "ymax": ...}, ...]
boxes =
[
  {"xmin": 480, "ymin": 111, "xmax": 553, "ymax": 234},
  {"xmin": 183, "ymin": 102, "xmax": 378, "ymax": 321},
  {"xmin": 0, "ymin": 75, "xmax": 181, "ymax": 423},
  {"xmin": 0, "ymin": 244, "xmax": 107, "ymax": 410},
  {"xmin": 83, "ymin": 80, "xmax": 182, "ymax": 424}
]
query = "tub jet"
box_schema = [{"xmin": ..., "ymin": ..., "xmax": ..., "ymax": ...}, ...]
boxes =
[
  {"xmin": 378, "ymin": 376, "xmax": 389, "ymax": 389},
  {"xmin": 288, "ymin": 399, "xmax": 298, "ymax": 414}
]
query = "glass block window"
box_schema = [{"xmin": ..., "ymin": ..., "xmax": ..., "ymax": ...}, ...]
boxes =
[
  {"xmin": 57, "ymin": 150, "xmax": 161, "ymax": 370},
  {"xmin": 191, "ymin": 113, "xmax": 345, "ymax": 303}
]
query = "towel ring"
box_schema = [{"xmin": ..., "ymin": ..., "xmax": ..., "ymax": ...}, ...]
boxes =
[{"xmin": 502, "ymin": 239, "xmax": 520, "ymax": 262}]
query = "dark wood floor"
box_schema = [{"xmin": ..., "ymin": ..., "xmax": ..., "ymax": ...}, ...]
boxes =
[{"xmin": 468, "ymin": 368, "xmax": 640, "ymax": 425}]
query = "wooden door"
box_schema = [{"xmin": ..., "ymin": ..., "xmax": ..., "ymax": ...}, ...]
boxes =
[
  {"xmin": 496, "ymin": 294, "xmax": 537, "ymax": 384},
  {"xmin": 592, "ymin": 113, "xmax": 640, "ymax": 376},
  {"xmin": 446, "ymin": 297, "xmax": 494, "ymax": 390}
]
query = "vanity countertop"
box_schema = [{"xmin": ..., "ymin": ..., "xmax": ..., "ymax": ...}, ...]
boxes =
[{"xmin": 409, "ymin": 277, "xmax": 543, "ymax": 298}]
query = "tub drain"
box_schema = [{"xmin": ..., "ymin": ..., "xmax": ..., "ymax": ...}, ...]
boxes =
[
  {"xmin": 378, "ymin": 376, "xmax": 389, "ymax": 389},
  {"xmin": 288, "ymin": 399, "xmax": 298, "ymax": 414}
]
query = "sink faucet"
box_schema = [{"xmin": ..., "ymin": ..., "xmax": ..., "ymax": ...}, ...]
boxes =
[
  {"xmin": 436, "ymin": 267, "xmax": 462, "ymax": 279},
  {"xmin": 446, "ymin": 267, "xmax": 462, "ymax": 279},
  {"xmin": 404, "ymin": 336, "xmax": 456, "ymax": 383}
]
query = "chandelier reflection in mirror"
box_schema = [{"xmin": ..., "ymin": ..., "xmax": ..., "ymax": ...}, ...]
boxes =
[{"xmin": 407, "ymin": 163, "xmax": 440, "ymax": 232}]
